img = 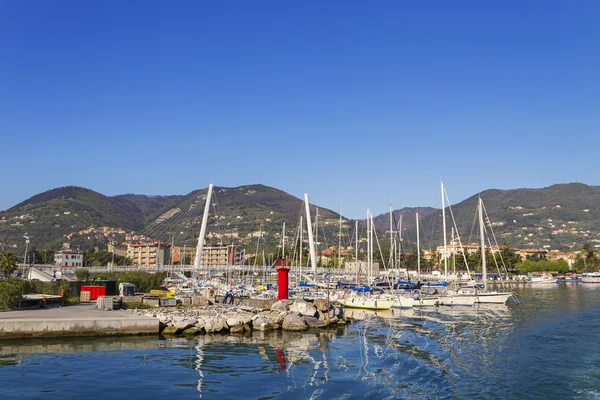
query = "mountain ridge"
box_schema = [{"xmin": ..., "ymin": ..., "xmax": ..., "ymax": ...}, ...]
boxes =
[{"xmin": 1, "ymin": 182, "xmax": 599, "ymax": 253}]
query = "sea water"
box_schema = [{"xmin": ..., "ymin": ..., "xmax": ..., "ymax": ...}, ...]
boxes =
[{"xmin": 1, "ymin": 283, "xmax": 599, "ymax": 399}]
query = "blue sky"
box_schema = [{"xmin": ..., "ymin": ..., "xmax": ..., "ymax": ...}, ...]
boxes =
[{"xmin": 1, "ymin": 1, "xmax": 599, "ymax": 218}]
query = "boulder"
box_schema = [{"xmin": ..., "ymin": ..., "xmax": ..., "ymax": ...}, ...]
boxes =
[
  {"xmin": 243, "ymin": 323, "xmax": 252, "ymax": 333},
  {"xmin": 303, "ymin": 316, "xmax": 328, "ymax": 329},
  {"xmin": 229, "ymin": 324, "xmax": 245, "ymax": 334},
  {"xmin": 271, "ymin": 300, "xmax": 294, "ymax": 312},
  {"xmin": 160, "ymin": 326, "xmax": 179, "ymax": 335},
  {"xmin": 289, "ymin": 300, "xmax": 317, "ymax": 317},
  {"xmin": 224, "ymin": 312, "xmax": 254, "ymax": 327},
  {"xmin": 282, "ymin": 313, "xmax": 308, "ymax": 331},
  {"xmin": 182, "ymin": 327, "xmax": 203, "ymax": 336},
  {"xmin": 252, "ymin": 316, "xmax": 274, "ymax": 331},
  {"xmin": 172, "ymin": 317, "xmax": 197, "ymax": 331},
  {"xmin": 313, "ymin": 299, "xmax": 330, "ymax": 312},
  {"xmin": 202, "ymin": 316, "xmax": 228, "ymax": 333}
]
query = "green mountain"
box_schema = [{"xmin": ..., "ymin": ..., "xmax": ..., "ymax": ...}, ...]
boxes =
[
  {"xmin": 0, "ymin": 187, "xmax": 143, "ymax": 251},
  {"xmin": 0, "ymin": 184, "xmax": 344, "ymax": 254},
  {"xmin": 1, "ymin": 182, "xmax": 599, "ymax": 256},
  {"xmin": 139, "ymin": 184, "xmax": 343, "ymax": 249},
  {"xmin": 390, "ymin": 183, "xmax": 600, "ymax": 251}
]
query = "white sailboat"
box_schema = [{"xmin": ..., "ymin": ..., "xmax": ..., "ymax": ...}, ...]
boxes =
[
  {"xmin": 338, "ymin": 209, "xmax": 395, "ymax": 311},
  {"xmin": 454, "ymin": 197, "xmax": 514, "ymax": 304}
]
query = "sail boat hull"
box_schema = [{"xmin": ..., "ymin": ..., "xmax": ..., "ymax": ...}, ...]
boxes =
[{"xmin": 337, "ymin": 297, "xmax": 395, "ymax": 311}]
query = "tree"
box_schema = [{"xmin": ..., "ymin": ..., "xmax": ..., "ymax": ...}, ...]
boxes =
[
  {"xmin": 0, "ymin": 252, "xmax": 19, "ymax": 279},
  {"xmin": 74, "ymin": 268, "xmax": 91, "ymax": 281}
]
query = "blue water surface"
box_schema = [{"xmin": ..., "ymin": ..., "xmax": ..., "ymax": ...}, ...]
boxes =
[{"xmin": 1, "ymin": 283, "xmax": 599, "ymax": 399}]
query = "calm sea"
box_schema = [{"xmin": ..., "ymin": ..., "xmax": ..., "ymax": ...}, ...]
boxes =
[{"xmin": 1, "ymin": 283, "xmax": 599, "ymax": 399}]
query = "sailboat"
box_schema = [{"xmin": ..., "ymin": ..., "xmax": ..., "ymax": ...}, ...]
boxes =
[
  {"xmin": 337, "ymin": 209, "xmax": 395, "ymax": 311},
  {"xmin": 453, "ymin": 197, "xmax": 514, "ymax": 304}
]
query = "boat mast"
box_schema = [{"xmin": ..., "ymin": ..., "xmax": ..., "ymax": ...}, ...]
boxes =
[
  {"xmin": 441, "ymin": 181, "xmax": 448, "ymax": 279},
  {"xmin": 478, "ymin": 197, "xmax": 487, "ymax": 289},
  {"xmin": 416, "ymin": 212, "xmax": 421, "ymax": 279},
  {"xmin": 315, "ymin": 207, "xmax": 319, "ymax": 267},
  {"xmin": 193, "ymin": 183, "xmax": 213, "ymax": 272},
  {"xmin": 367, "ymin": 208, "xmax": 371, "ymax": 283},
  {"xmin": 281, "ymin": 222, "xmax": 285, "ymax": 263},
  {"xmin": 304, "ymin": 194, "xmax": 318, "ymax": 281},
  {"xmin": 338, "ymin": 202, "xmax": 342, "ymax": 271},
  {"xmin": 299, "ymin": 216, "xmax": 303, "ymax": 268},
  {"xmin": 389, "ymin": 202, "xmax": 394, "ymax": 270},
  {"xmin": 355, "ymin": 220, "xmax": 359, "ymax": 282}
]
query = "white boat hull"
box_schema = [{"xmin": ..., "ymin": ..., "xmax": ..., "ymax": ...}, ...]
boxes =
[
  {"xmin": 338, "ymin": 297, "xmax": 395, "ymax": 310},
  {"xmin": 413, "ymin": 296, "xmax": 440, "ymax": 307},
  {"xmin": 391, "ymin": 296, "xmax": 415, "ymax": 309},
  {"xmin": 581, "ymin": 273, "xmax": 600, "ymax": 283},
  {"xmin": 440, "ymin": 294, "xmax": 476, "ymax": 306},
  {"xmin": 474, "ymin": 292, "xmax": 514, "ymax": 304}
]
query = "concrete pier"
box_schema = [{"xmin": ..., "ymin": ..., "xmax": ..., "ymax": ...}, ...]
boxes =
[{"xmin": 0, "ymin": 304, "xmax": 159, "ymax": 340}]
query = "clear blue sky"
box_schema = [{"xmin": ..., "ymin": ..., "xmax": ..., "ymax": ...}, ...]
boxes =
[{"xmin": 1, "ymin": 1, "xmax": 599, "ymax": 218}]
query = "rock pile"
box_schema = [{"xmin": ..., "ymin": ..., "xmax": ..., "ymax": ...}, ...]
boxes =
[{"xmin": 129, "ymin": 299, "xmax": 347, "ymax": 336}]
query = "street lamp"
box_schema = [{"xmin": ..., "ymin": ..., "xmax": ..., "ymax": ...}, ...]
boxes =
[{"xmin": 23, "ymin": 234, "xmax": 30, "ymax": 277}]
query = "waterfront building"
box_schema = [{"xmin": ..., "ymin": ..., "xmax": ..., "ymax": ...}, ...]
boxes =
[
  {"xmin": 201, "ymin": 245, "xmax": 245, "ymax": 266},
  {"xmin": 126, "ymin": 242, "xmax": 171, "ymax": 267},
  {"xmin": 54, "ymin": 251, "xmax": 83, "ymax": 268}
]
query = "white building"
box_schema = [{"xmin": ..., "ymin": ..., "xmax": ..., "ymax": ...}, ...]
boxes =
[{"xmin": 54, "ymin": 251, "xmax": 83, "ymax": 268}]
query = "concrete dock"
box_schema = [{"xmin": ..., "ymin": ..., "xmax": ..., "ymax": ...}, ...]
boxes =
[{"xmin": 0, "ymin": 304, "xmax": 159, "ymax": 340}]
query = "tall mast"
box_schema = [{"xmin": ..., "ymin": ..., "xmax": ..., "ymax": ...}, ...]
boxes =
[
  {"xmin": 416, "ymin": 212, "xmax": 421, "ymax": 278},
  {"xmin": 315, "ymin": 207, "xmax": 319, "ymax": 266},
  {"xmin": 194, "ymin": 183, "xmax": 213, "ymax": 270},
  {"xmin": 282, "ymin": 222, "xmax": 285, "ymax": 262},
  {"xmin": 441, "ymin": 181, "xmax": 448, "ymax": 279},
  {"xmin": 366, "ymin": 208, "xmax": 371, "ymax": 282},
  {"xmin": 389, "ymin": 202, "xmax": 394, "ymax": 270},
  {"xmin": 355, "ymin": 220, "xmax": 359, "ymax": 281},
  {"xmin": 478, "ymin": 197, "xmax": 487, "ymax": 289},
  {"xmin": 452, "ymin": 227, "xmax": 456, "ymax": 276},
  {"xmin": 338, "ymin": 202, "xmax": 342, "ymax": 270},
  {"xmin": 304, "ymin": 194, "xmax": 318, "ymax": 281},
  {"xmin": 299, "ymin": 216, "xmax": 303, "ymax": 268}
]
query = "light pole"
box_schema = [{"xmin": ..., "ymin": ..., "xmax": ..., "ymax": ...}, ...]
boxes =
[{"xmin": 23, "ymin": 234, "xmax": 30, "ymax": 277}]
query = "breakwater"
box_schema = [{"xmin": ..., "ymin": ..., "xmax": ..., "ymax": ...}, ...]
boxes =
[{"xmin": 129, "ymin": 298, "xmax": 349, "ymax": 335}]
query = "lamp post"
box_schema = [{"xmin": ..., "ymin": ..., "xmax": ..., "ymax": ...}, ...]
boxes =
[{"xmin": 23, "ymin": 234, "xmax": 30, "ymax": 277}]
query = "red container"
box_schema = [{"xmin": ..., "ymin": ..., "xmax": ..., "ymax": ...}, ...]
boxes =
[{"xmin": 81, "ymin": 285, "xmax": 106, "ymax": 300}]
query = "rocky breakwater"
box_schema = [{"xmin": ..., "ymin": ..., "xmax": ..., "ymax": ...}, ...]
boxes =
[{"xmin": 129, "ymin": 298, "xmax": 348, "ymax": 336}]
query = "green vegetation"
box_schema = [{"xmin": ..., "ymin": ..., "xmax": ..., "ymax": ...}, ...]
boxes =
[
  {"xmin": 572, "ymin": 244, "xmax": 600, "ymax": 272},
  {"xmin": 82, "ymin": 248, "xmax": 131, "ymax": 267},
  {"xmin": 0, "ymin": 279, "xmax": 71, "ymax": 310},
  {"xmin": 0, "ymin": 279, "xmax": 27, "ymax": 309},
  {"xmin": 514, "ymin": 259, "xmax": 570, "ymax": 274},
  {"xmin": 0, "ymin": 251, "xmax": 19, "ymax": 278},
  {"xmin": 74, "ymin": 268, "xmax": 91, "ymax": 281},
  {"xmin": 89, "ymin": 271, "xmax": 167, "ymax": 292}
]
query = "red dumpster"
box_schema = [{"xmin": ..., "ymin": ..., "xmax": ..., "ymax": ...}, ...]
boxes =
[{"xmin": 81, "ymin": 285, "xmax": 106, "ymax": 300}]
